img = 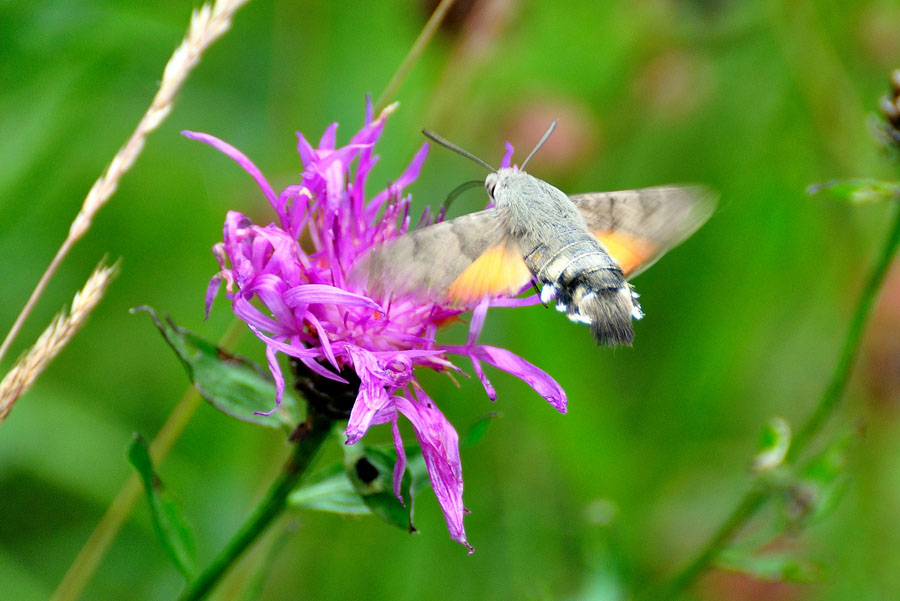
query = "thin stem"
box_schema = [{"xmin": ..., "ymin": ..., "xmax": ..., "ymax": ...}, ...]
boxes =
[
  {"xmin": 790, "ymin": 204, "xmax": 900, "ymax": 456},
  {"xmin": 178, "ymin": 412, "xmax": 334, "ymax": 601},
  {"xmin": 652, "ymin": 488, "xmax": 769, "ymax": 600},
  {"xmin": 0, "ymin": 238, "xmax": 74, "ymax": 364},
  {"xmin": 51, "ymin": 318, "xmax": 246, "ymax": 601},
  {"xmin": 373, "ymin": 0, "xmax": 456, "ymax": 113},
  {"xmin": 655, "ymin": 204, "xmax": 900, "ymax": 600},
  {"xmin": 0, "ymin": 261, "xmax": 117, "ymax": 423}
]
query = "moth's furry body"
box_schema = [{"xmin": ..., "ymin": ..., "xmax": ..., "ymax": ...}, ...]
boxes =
[
  {"xmin": 350, "ymin": 129, "xmax": 714, "ymax": 347},
  {"xmin": 487, "ymin": 168, "xmax": 638, "ymax": 345}
]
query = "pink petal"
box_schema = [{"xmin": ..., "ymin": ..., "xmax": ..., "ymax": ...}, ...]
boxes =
[
  {"xmin": 441, "ymin": 345, "xmax": 567, "ymax": 413},
  {"xmin": 500, "ymin": 142, "xmax": 515, "ymax": 169},
  {"xmin": 254, "ymin": 343, "xmax": 285, "ymax": 416},
  {"xmin": 205, "ymin": 274, "xmax": 222, "ymax": 319},
  {"xmin": 394, "ymin": 391, "xmax": 471, "ymax": 552},
  {"xmin": 467, "ymin": 297, "xmax": 490, "ymax": 345},
  {"xmin": 283, "ymin": 284, "xmax": 381, "ymax": 311},
  {"xmin": 391, "ymin": 419, "xmax": 407, "ymax": 503},
  {"xmin": 182, "ymin": 131, "xmax": 278, "ymax": 208}
]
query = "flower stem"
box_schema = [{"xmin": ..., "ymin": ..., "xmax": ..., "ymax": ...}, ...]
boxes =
[
  {"xmin": 655, "ymin": 487, "xmax": 770, "ymax": 599},
  {"xmin": 790, "ymin": 204, "xmax": 900, "ymax": 457},
  {"xmin": 653, "ymin": 203, "xmax": 900, "ymax": 600},
  {"xmin": 177, "ymin": 412, "xmax": 334, "ymax": 601}
]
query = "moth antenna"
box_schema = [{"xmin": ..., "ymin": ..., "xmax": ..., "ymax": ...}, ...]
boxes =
[
  {"xmin": 441, "ymin": 179, "xmax": 483, "ymax": 215},
  {"xmin": 520, "ymin": 120, "xmax": 557, "ymax": 170},
  {"xmin": 423, "ymin": 129, "xmax": 495, "ymax": 172}
]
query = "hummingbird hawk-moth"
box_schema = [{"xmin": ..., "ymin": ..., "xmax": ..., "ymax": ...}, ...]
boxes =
[{"xmin": 350, "ymin": 122, "xmax": 715, "ymax": 346}]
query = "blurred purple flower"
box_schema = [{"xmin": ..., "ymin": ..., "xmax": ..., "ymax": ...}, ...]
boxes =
[{"xmin": 185, "ymin": 100, "xmax": 566, "ymax": 552}]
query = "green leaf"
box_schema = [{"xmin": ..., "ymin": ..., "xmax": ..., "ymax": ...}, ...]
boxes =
[
  {"xmin": 344, "ymin": 444, "xmax": 415, "ymax": 532},
  {"xmin": 807, "ymin": 179, "xmax": 900, "ymax": 204},
  {"xmin": 127, "ymin": 434, "xmax": 197, "ymax": 580},
  {"xmin": 767, "ymin": 433, "xmax": 852, "ymax": 530},
  {"xmin": 802, "ymin": 432, "xmax": 852, "ymax": 485},
  {"xmin": 795, "ymin": 433, "xmax": 853, "ymax": 525},
  {"xmin": 460, "ymin": 412, "xmax": 502, "ymax": 448},
  {"xmin": 134, "ymin": 306, "xmax": 301, "ymax": 432},
  {"xmin": 717, "ymin": 549, "xmax": 820, "ymax": 583},
  {"xmin": 751, "ymin": 417, "xmax": 791, "ymax": 472},
  {"xmin": 289, "ymin": 442, "xmax": 429, "ymax": 528},
  {"xmin": 288, "ymin": 462, "xmax": 372, "ymax": 515}
]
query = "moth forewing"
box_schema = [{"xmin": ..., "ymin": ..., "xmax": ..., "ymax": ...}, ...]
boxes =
[{"xmin": 349, "ymin": 207, "xmax": 530, "ymax": 305}]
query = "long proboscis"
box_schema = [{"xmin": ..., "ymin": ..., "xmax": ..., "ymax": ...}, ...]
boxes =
[
  {"xmin": 422, "ymin": 129, "xmax": 495, "ymax": 172},
  {"xmin": 441, "ymin": 179, "xmax": 484, "ymax": 214}
]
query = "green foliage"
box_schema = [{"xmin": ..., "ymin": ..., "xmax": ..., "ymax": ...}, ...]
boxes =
[
  {"xmin": 460, "ymin": 412, "xmax": 502, "ymax": 448},
  {"xmin": 288, "ymin": 462, "xmax": 372, "ymax": 516},
  {"xmin": 752, "ymin": 417, "xmax": 792, "ymax": 472},
  {"xmin": 127, "ymin": 434, "xmax": 197, "ymax": 580},
  {"xmin": 136, "ymin": 306, "xmax": 302, "ymax": 432},
  {"xmin": 290, "ymin": 442, "xmax": 430, "ymax": 534},
  {"xmin": 717, "ymin": 549, "xmax": 821, "ymax": 584},
  {"xmin": 343, "ymin": 444, "xmax": 417, "ymax": 532},
  {"xmin": 808, "ymin": 179, "xmax": 900, "ymax": 204}
]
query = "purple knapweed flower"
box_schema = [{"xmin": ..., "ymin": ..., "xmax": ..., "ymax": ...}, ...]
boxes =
[{"xmin": 186, "ymin": 100, "xmax": 566, "ymax": 552}]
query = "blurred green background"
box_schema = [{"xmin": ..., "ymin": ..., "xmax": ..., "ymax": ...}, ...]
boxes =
[{"xmin": 2, "ymin": 0, "xmax": 900, "ymax": 599}]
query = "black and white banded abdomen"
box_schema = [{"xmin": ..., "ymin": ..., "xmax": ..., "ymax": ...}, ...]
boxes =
[{"xmin": 524, "ymin": 234, "xmax": 643, "ymax": 346}]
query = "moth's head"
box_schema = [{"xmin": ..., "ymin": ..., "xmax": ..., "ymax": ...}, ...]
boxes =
[
  {"xmin": 484, "ymin": 168, "xmax": 520, "ymax": 205},
  {"xmin": 423, "ymin": 121, "xmax": 557, "ymax": 207}
]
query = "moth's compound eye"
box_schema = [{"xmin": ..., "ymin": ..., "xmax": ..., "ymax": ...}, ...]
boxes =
[{"xmin": 485, "ymin": 174, "xmax": 499, "ymax": 198}]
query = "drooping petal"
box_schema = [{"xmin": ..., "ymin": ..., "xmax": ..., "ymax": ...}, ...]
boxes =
[
  {"xmin": 343, "ymin": 346, "xmax": 393, "ymax": 444},
  {"xmin": 441, "ymin": 344, "xmax": 567, "ymax": 413},
  {"xmin": 204, "ymin": 273, "xmax": 222, "ymax": 319},
  {"xmin": 489, "ymin": 294, "xmax": 543, "ymax": 308},
  {"xmin": 345, "ymin": 386, "xmax": 390, "ymax": 444},
  {"xmin": 391, "ymin": 419, "xmax": 407, "ymax": 503},
  {"xmin": 394, "ymin": 390, "xmax": 471, "ymax": 552},
  {"xmin": 305, "ymin": 312, "xmax": 339, "ymax": 370},
  {"xmin": 297, "ymin": 354, "xmax": 350, "ymax": 383},
  {"xmin": 467, "ymin": 297, "xmax": 490, "ymax": 346},
  {"xmin": 255, "ymin": 343, "xmax": 285, "ymax": 416},
  {"xmin": 246, "ymin": 325, "xmax": 322, "ymax": 361},
  {"xmin": 232, "ymin": 295, "xmax": 284, "ymax": 335},
  {"xmin": 183, "ymin": 131, "xmax": 279, "ymax": 208},
  {"xmin": 470, "ymin": 356, "xmax": 496, "ymax": 402}
]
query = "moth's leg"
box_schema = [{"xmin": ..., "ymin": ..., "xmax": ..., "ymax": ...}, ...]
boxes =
[{"xmin": 531, "ymin": 279, "xmax": 548, "ymax": 308}]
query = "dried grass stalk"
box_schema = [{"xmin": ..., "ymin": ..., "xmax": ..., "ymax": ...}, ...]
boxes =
[
  {"xmin": 0, "ymin": 0, "xmax": 250, "ymax": 364},
  {"xmin": 0, "ymin": 263, "xmax": 118, "ymax": 425}
]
